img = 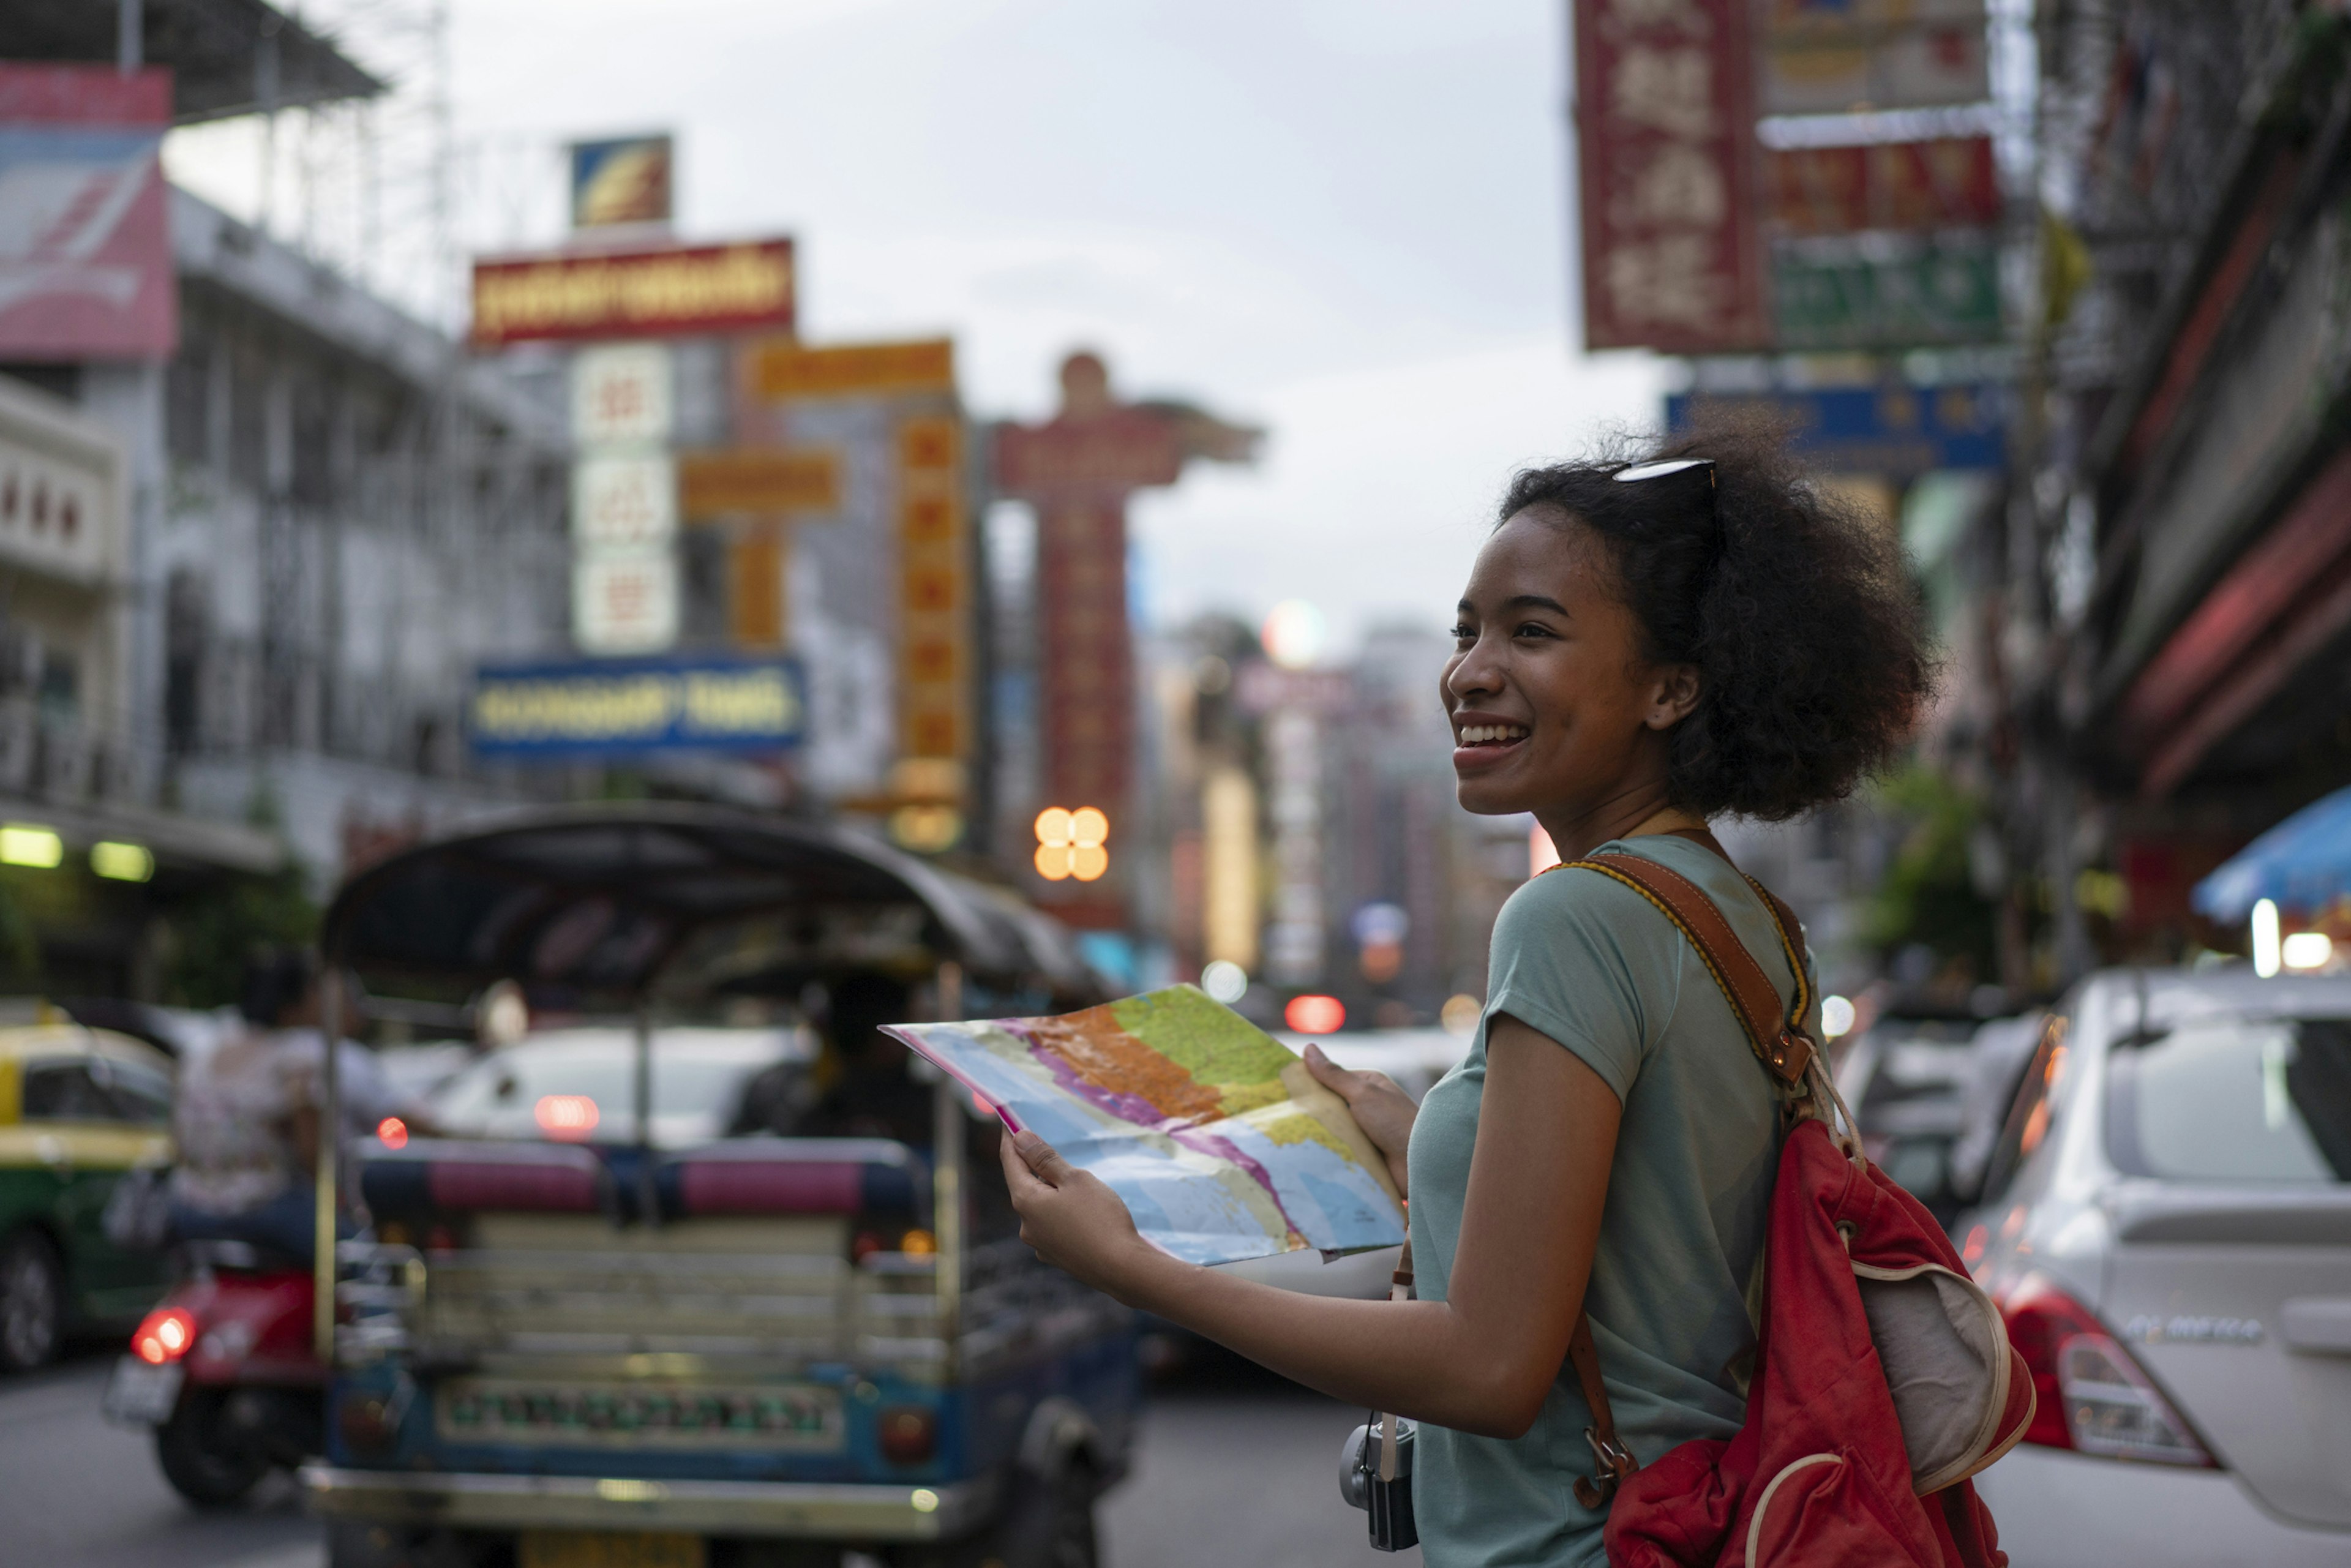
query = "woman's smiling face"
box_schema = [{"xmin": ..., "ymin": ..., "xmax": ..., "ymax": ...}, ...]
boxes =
[{"xmin": 1441, "ymin": 508, "xmax": 1697, "ymax": 824}]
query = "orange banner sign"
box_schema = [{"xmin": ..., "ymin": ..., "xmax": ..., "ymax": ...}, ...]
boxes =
[
  {"xmin": 677, "ymin": 448, "xmax": 842, "ymax": 517},
  {"xmin": 750, "ymin": 338, "xmax": 956, "ymax": 401}
]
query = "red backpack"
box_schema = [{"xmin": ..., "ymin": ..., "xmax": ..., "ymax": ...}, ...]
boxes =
[{"xmin": 1558, "ymin": 844, "xmax": 2034, "ymax": 1568}]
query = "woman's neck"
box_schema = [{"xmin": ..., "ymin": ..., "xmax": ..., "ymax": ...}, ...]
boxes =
[{"xmin": 1537, "ymin": 789, "xmax": 1704, "ymax": 862}]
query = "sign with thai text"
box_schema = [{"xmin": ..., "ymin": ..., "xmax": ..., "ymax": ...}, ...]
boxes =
[
  {"xmin": 470, "ymin": 239, "xmax": 794, "ymax": 346},
  {"xmin": 677, "ymin": 449, "xmax": 842, "ymax": 517},
  {"xmin": 1765, "ymin": 137, "xmax": 1998, "ymax": 235},
  {"xmin": 749, "ymin": 338, "xmax": 956, "ymax": 402},
  {"xmin": 1573, "ymin": 0, "xmax": 1768, "ymax": 353},
  {"xmin": 471, "ymin": 655, "xmax": 805, "ymax": 759},
  {"xmin": 0, "ymin": 66, "xmax": 176, "ymax": 360},
  {"xmin": 1666, "ymin": 382, "xmax": 2006, "ymax": 475}
]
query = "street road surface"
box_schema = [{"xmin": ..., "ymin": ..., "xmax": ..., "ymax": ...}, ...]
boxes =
[{"xmin": 0, "ymin": 1349, "xmax": 1415, "ymax": 1568}]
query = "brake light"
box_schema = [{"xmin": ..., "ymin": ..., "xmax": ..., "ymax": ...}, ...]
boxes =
[
  {"xmin": 534, "ymin": 1094, "xmax": 599, "ymax": 1138},
  {"xmin": 1999, "ymin": 1274, "xmax": 2214, "ymax": 1466},
  {"xmin": 376, "ymin": 1116, "xmax": 408, "ymax": 1149},
  {"xmin": 877, "ymin": 1404, "xmax": 938, "ymax": 1465},
  {"xmin": 133, "ymin": 1307, "xmax": 196, "ymax": 1365}
]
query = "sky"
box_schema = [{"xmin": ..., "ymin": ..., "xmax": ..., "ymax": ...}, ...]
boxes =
[{"xmin": 168, "ymin": 0, "xmax": 1667, "ymax": 656}]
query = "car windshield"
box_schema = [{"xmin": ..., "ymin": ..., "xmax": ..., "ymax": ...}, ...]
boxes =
[
  {"xmin": 427, "ymin": 1029, "xmax": 801, "ymax": 1149},
  {"xmin": 2107, "ymin": 1016, "xmax": 2351, "ymax": 1184}
]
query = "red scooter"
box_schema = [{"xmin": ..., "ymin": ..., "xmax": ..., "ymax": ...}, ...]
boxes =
[{"xmin": 103, "ymin": 1240, "xmax": 326, "ymax": 1507}]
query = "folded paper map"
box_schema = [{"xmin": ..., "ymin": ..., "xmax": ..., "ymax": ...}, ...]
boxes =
[{"xmin": 884, "ymin": 985, "xmax": 1406, "ymax": 1266}]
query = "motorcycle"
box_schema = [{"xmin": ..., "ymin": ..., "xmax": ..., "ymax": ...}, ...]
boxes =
[{"xmin": 103, "ymin": 1239, "xmax": 325, "ymax": 1507}]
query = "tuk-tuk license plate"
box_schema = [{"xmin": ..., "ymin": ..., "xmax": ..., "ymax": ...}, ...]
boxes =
[
  {"xmin": 518, "ymin": 1531, "xmax": 705, "ymax": 1568},
  {"xmin": 102, "ymin": 1356, "xmax": 183, "ymax": 1426}
]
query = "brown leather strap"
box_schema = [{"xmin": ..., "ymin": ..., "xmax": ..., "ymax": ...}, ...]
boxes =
[
  {"xmin": 1542, "ymin": 831, "xmax": 1820, "ymax": 1509},
  {"xmin": 1569, "ymin": 1311, "xmax": 1637, "ymax": 1509},
  {"xmin": 1557, "ymin": 850, "xmax": 1814, "ymax": 1087}
]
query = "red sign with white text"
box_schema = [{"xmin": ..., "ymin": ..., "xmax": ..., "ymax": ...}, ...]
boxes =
[
  {"xmin": 1765, "ymin": 137, "xmax": 2000, "ymax": 236},
  {"xmin": 0, "ymin": 66, "xmax": 176, "ymax": 361},
  {"xmin": 1574, "ymin": 0, "xmax": 1768, "ymax": 353}
]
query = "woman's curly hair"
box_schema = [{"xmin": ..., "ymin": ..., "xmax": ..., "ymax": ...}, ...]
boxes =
[{"xmin": 1500, "ymin": 409, "xmax": 1932, "ymax": 822}]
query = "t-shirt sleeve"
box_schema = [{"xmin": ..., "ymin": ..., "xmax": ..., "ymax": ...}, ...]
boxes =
[{"xmin": 1480, "ymin": 866, "xmax": 1683, "ymax": 1104}]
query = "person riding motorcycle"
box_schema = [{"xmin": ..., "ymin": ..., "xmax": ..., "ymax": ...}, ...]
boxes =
[{"xmin": 168, "ymin": 949, "xmax": 403, "ymax": 1262}]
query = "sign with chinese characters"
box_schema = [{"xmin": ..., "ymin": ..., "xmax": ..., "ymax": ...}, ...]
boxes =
[
  {"xmin": 0, "ymin": 66, "xmax": 176, "ymax": 360},
  {"xmin": 1765, "ymin": 137, "xmax": 1999, "ymax": 235},
  {"xmin": 895, "ymin": 415, "xmax": 970, "ymax": 769},
  {"xmin": 1759, "ymin": 0, "xmax": 1990, "ymax": 116},
  {"xmin": 572, "ymin": 452, "xmax": 678, "ymax": 552},
  {"xmin": 1666, "ymin": 382, "xmax": 2006, "ymax": 475},
  {"xmin": 568, "ymin": 133, "xmax": 673, "ymax": 230},
  {"xmin": 470, "ymin": 655, "xmax": 804, "ymax": 759},
  {"xmin": 571, "ymin": 343, "xmax": 673, "ymax": 446},
  {"xmin": 572, "ymin": 551, "xmax": 679, "ymax": 655},
  {"xmin": 1574, "ymin": 0, "xmax": 1769, "ymax": 353},
  {"xmin": 470, "ymin": 239, "xmax": 794, "ymax": 347},
  {"xmin": 1772, "ymin": 236, "xmax": 2001, "ymax": 348}
]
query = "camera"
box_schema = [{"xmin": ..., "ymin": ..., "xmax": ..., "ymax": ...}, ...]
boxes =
[{"xmin": 1341, "ymin": 1415, "xmax": 1417, "ymax": 1551}]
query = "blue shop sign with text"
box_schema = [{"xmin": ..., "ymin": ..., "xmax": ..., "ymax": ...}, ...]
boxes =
[
  {"xmin": 1665, "ymin": 383, "xmax": 2005, "ymax": 476},
  {"xmin": 471, "ymin": 655, "xmax": 806, "ymax": 760}
]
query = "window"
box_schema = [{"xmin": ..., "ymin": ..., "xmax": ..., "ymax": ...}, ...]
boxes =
[
  {"xmin": 1979, "ymin": 1015, "xmax": 2069, "ymax": 1204},
  {"xmin": 98, "ymin": 1059, "xmax": 173, "ymax": 1127},
  {"xmin": 21, "ymin": 1059, "xmax": 111, "ymax": 1122},
  {"xmin": 2106, "ymin": 1018, "xmax": 2351, "ymax": 1184}
]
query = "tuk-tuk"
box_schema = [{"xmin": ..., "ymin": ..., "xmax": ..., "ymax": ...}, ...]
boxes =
[{"xmin": 299, "ymin": 805, "xmax": 1135, "ymax": 1568}]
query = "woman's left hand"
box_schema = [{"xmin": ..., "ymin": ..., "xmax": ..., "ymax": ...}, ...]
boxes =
[{"xmin": 999, "ymin": 1130, "xmax": 1155, "ymax": 1298}]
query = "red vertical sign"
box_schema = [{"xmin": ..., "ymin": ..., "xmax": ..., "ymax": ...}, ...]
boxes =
[{"xmin": 1575, "ymin": 0, "xmax": 1768, "ymax": 353}]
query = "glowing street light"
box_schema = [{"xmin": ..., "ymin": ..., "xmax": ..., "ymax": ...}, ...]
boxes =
[{"xmin": 1033, "ymin": 806, "xmax": 1110, "ymax": 882}]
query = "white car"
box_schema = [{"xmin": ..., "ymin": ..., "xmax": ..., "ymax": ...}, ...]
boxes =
[
  {"xmin": 1962, "ymin": 967, "xmax": 2351, "ymax": 1566},
  {"xmin": 425, "ymin": 1026, "xmax": 815, "ymax": 1149}
]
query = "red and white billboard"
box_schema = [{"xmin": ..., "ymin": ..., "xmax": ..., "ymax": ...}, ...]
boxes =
[
  {"xmin": 0, "ymin": 66, "xmax": 176, "ymax": 361},
  {"xmin": 1574, "ymin": 0, "xmax": 1768, "ymax": 353}
]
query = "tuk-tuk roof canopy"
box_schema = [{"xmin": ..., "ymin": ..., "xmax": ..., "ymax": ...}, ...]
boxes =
[{"xmin": 321, "ymin": 805, "xmax": 1096, "ymax": 1003}]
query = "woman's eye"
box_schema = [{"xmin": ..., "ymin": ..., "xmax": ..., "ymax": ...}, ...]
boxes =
[
  {"xmin": 1449, "ymin": 623, "xmax": 1475, "ymax": 640},
  {"xmin": 1513, "ymin": 622, "xmax": 1556, "ymax": 640}
]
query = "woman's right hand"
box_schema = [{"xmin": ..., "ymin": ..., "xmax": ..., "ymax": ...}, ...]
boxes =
[{"xmin": 1302, "ymin": 1041, "xmax": 1417, "ymax": 1195}]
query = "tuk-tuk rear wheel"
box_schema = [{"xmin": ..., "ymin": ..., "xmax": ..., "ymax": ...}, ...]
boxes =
[{"xmin": 890, "ymin": 1461, "xmax": 1098, "ymax": 1568}]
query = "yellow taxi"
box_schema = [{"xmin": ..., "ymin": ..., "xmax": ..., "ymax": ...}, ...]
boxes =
[{"xmin": 0, "ymin": 1023, "xmax": 174, "ymax": 1371}]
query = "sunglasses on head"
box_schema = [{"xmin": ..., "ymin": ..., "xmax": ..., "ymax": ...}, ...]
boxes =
[{"xmin": 1613, "ymin": 457, "xmax": 1715, "ymax": 489}]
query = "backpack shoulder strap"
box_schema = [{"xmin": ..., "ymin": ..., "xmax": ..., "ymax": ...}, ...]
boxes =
[{"xmin": 1557, "ymin": 848, "xmax": 1816, "ymax": 1089}]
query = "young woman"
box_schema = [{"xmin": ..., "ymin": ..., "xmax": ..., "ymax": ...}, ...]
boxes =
[{"xmin": 1000, "ymin": 421, "xmax": 1930, "ymax": 1566}]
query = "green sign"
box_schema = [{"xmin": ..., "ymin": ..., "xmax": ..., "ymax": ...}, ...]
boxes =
[{"xmin": 1773, "ymin": 241, "xmax": 2003, "ymax": 350}]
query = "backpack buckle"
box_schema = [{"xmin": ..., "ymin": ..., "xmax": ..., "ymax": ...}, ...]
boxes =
[{"xmin": 1573, "ymin": 1427, "xmax": 1638, "ymax": 1509}]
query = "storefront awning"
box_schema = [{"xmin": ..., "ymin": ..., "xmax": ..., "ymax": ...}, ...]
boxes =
[{"xmin": 2192, "ymin": 784, "xmax": 2351, "ymax": 923}]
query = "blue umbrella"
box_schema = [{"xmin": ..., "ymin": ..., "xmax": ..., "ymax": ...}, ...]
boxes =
[{"xmin": 2192, "ymin": 783, "xmax": 2351, "ymax": 923}]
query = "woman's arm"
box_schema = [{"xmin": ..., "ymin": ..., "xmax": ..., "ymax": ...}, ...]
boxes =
[{"xmin": 1002, "ymin": 1015, "xmax": 1620, "ymax": 1439}]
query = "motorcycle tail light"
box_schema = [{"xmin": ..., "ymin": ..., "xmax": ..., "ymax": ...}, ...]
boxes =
[
  {"xmin": 877, "ymin": 1405, "xmax": 938, "ymax": 1466},
  {"xmin": 133, "ymin": 1307, "xmax": 196, "ymax": 1365},
  {"xmin": 1999, "ymin": 1273, "xmax": 2215, "ymax": 1466}
]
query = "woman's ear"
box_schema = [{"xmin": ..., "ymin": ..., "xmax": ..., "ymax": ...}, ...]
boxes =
[{"xmin": 1644, "ymin": 662, "xmax": 1701, "ymax": 730}]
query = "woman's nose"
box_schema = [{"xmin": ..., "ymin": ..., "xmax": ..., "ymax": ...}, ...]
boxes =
[{"xmin": 1444, "ymin": 640, "xmax": 1501, "ymax": 700}]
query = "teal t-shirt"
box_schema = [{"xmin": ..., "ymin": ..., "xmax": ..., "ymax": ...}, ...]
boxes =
[{"xmin": 1404, "ymin": 834, "xmax": 1810, "ymax": 1568}]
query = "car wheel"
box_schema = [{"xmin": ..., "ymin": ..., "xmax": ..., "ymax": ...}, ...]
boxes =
[
  {"xmin": 0, "ymin": 1229, "xmax": 65, "ymax": 1372},
  {"xmin": 156, "ymin": 1388, "xmax": 272, "ymax": 1507}
]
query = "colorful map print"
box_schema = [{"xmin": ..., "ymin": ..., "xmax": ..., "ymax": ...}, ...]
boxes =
[{"xmin": 887, "ymin": 986, "xmax": 1406, "ymax": 1266}]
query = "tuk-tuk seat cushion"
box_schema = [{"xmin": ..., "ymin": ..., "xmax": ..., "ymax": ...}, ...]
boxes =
[
  {"xmin": 659, "ymin": 1139, "xmax": 927, "ymax": 1221},
  {"xmin": 362, "ymin": 1139, "xmax": 613, "ymax": 1217}
]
